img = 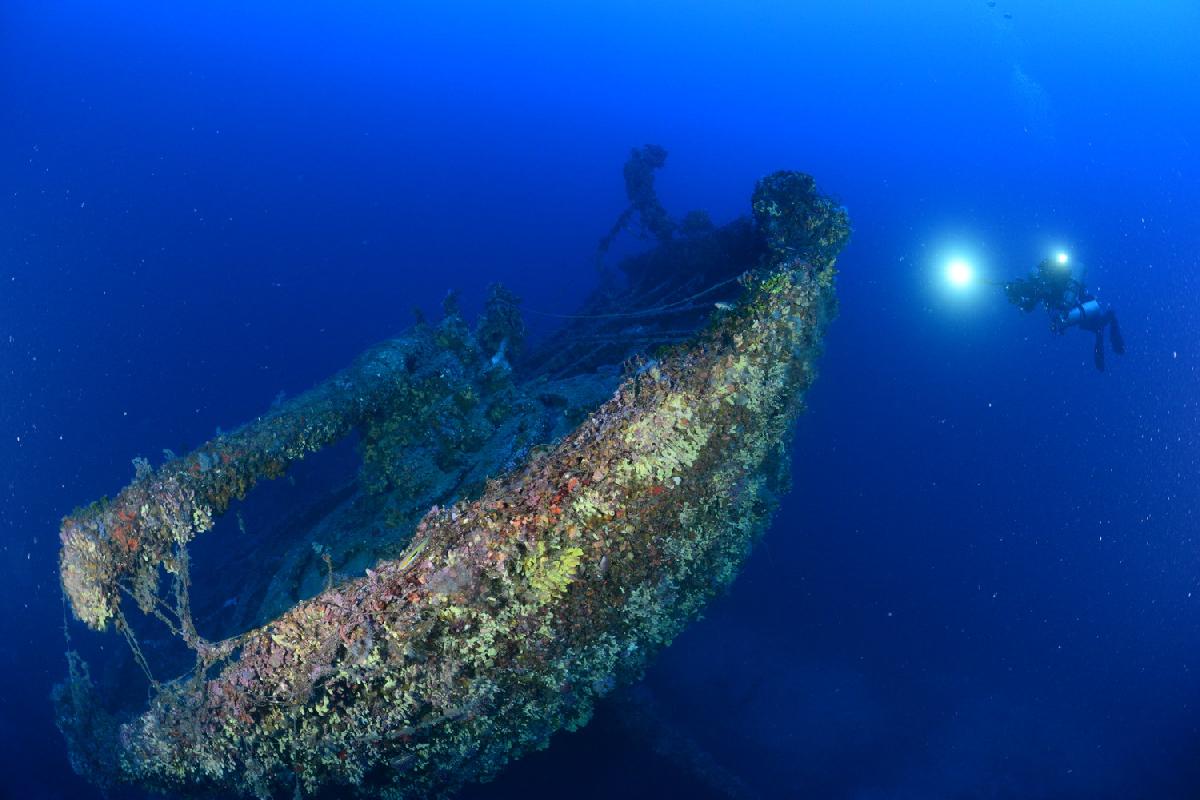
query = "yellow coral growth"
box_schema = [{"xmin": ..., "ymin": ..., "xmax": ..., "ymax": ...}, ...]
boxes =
[
  {"xmin": 618, "ymin": 394, "xmax": 713, "ymax": 485},
  {"xmin": 521, "ymin": 542, "xmax": 584, "ymax": 606}
]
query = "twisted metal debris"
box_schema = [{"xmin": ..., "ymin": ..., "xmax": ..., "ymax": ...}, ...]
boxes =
[{"xmin": 55, "ymin": 167, "xmax": 849, "ymax": 799}]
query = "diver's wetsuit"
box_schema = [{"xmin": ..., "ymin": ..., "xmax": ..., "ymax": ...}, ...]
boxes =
[{"xmin": 1004, "ymin": 259, "xmax": 1125, "ymax": 370}]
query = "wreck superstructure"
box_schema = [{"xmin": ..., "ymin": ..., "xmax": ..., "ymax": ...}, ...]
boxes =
[{"xmin": 55, "ymin": 156, "xmax": 849, "ymax": 799}]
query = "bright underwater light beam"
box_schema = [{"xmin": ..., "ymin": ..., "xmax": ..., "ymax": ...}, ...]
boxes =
[
  {"xmin": 1055, "ymin": 251, "xmax": 1070, "ymax": 266},
  {"xmin": 946, "ymin": 258, "xmax": 973, "ymax": 288}
]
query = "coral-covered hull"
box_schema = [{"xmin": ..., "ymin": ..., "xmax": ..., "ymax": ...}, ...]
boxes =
[{"xmin": 55, "ymin": 168, "xmax": 849, "ymax": 799}]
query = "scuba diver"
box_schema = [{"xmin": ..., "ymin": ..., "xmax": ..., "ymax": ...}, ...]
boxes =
[{"xmin": 1001, "ymin": 256, "xmax": 1125, "ymax": 370}]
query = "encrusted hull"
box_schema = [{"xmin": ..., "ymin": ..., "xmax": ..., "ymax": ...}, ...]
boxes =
[{"xmin": 55, "ymin": 167, "xmax": 849, "ymax": 799}]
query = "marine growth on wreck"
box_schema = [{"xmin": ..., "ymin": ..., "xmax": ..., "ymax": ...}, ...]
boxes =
[{"xmin": 54, "ymin": 149, "xmax": 850, "ymax": 800}]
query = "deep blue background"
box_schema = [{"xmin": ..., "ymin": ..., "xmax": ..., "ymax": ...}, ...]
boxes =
[{"xmin": 2, "ymin": 2, "xmax": 1198, "ymax": 798}]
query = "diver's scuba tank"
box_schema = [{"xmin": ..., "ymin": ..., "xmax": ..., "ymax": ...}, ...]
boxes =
[{"xmin": 1065, "ymin": 299, "xmax": 1102, "ymax": 329}]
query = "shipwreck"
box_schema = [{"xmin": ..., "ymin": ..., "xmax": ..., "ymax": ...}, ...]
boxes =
[{"xmin": 54, "ymin": 147, "xmax": 850, "ymax": 799}]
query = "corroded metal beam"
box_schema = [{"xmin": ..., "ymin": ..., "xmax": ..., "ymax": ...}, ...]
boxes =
[{"xmin": 59, "ymin": 337, "xmax": 422, "ymax": 632}]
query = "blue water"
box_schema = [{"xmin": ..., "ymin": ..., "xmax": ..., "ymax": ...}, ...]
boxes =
[{"xmin": 2, "ymin": 2, "xmax": 1198, "ymax": 798}]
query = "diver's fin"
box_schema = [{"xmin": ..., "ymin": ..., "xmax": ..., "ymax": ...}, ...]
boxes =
[
  {"xmin": 1094, "ymin": 331, "xmax": 1105, "ymax": 371},
  {"xmin": 1110, "ymin": 315, "xmax": 1125, "ymax": 355}
]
